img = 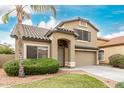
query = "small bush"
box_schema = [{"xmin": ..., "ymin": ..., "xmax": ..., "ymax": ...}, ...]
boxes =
[
  {"xmin": 3, "ymin": 60, "xmax": 19, "ymax": 76},
  {"xmin": 0, "ymin": 45, "xmax": 14, "ymax": 54},
  {"xmin": 115, "ymin": 82, "xmax": 124, "ymax": 88},
  {"xmin": 109, "ymin": 54, "xmax": 124, "ymax": 67},
  {"xmin": 3, "ymin": 58, "xmax": 59, "ymax": 76}
]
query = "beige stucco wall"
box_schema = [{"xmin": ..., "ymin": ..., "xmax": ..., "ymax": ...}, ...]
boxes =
[
  {"xmin": 60, "ymin": 20, "xmax": 98, "ymax": 48},
  {"xmin": 49, "ymin": 32, "xmax": 76, "ymax": 67},
  {"xmin": 15, "ymin": 39, "xmax": 51, "ymax": 59},
  {"xmin": 100, "ymin": 45, "xmax": 124, "ymax": 63},
  {"xmin": 61, "ymin": 20, "xmax": 80, "ymax": 30},
  {"xmin": 0, "ymin": 54, "xmax": 15, "ymax": 68}
]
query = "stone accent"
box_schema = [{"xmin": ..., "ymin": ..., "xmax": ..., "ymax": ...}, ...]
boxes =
[{"xmin": 68, "ymin": 62, "xmax": 76, "ymax": 68}]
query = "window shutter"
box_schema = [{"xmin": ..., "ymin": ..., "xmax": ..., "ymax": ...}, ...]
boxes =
[{"xmin": 88, "ymin": 32, "xmax": 91, "ymax": 42}]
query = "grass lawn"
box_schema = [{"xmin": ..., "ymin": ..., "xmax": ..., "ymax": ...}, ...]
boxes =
[{"xmin": 12, "ymin": 74, "xmax": 108, "ymax": 88}]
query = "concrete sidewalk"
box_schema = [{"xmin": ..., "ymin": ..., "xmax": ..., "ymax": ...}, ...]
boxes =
[{"xmin": 74, "ymin": 65, "xmax": 124, "ymax": 82}]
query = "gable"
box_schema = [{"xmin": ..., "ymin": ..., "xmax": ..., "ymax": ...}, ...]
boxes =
[{"xmin": 57, "ymin": 18, "xmax": 99, "ymax": 32}]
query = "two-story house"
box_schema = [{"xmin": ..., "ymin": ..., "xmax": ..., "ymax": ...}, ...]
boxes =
[{"xmin": 11, "ymin": 17, "xmax": 99, "ymax": 67}]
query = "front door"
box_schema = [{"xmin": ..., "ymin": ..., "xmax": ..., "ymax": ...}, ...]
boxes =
[{"xmin": 58, "ymin": 47, "xmax": 65, "ymax": 67}]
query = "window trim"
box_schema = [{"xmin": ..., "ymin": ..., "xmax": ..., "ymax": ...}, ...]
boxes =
[
  {"xmin": 24, "ymin": 43, "xmax": 50, "ymax": 59},
  {"xmin": 75, "ymin": 29, "xmax": 91, "ymax": 42}
]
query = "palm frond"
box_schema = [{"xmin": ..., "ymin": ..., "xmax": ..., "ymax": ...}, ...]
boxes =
[
  {"xmin": 30, "ymin": 5, "xmax": 56, "ymax": 18},
  {"xmin": 49, "ymin": 6, "xmax": 56, "ymax": 18},
  {"xmin": 2, "ymin": 9, "xmax": 15, "ymax": 24}
]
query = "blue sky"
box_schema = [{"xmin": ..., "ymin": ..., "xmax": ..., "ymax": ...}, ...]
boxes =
[{"xmin": 0, "ymin": 5, "xmax": 124, "ymax": 46}]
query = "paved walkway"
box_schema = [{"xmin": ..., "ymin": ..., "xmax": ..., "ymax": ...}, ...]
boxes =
[
  {"xmin": 73, "ymin": 65, "xmax": 124, "ymax": 82},
  {"xmin": 61, "ymin": 67, "xmax": 117, "ymax": 88}
]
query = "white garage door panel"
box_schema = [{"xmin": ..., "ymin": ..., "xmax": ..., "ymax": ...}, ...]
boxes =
[{"xmin": 76, "ymin": 51, "xmax": 96, "ymax": 67}]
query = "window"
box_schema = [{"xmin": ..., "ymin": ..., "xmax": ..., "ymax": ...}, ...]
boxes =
[
  {"xmin": 76, "ymin": 30, "xmax": 82, "ymax": 40},
  {"xmin": 76, "ymin": 30, "xmax": 91, "ymax": 42},
  {"xmin": 27, "ymin": 45, "xmax": 48, "ymax": 59},
  {"xmin": 37, "ymin": 47, "xmax": 48, "ymax": 58},
  {"xmin": 27, "ymin": 46, "xmax": 37, "ymax": 58},
  {"xmin": 83, "ymin": 31, "xmax": 89, "ymax": 41},
  {"xmin": 99, "ymin": 50, "xmax": 104, "ymax": 61}
]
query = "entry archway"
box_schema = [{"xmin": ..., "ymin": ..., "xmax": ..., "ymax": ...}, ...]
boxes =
[{"xmin": 58, "ymin": 39, "xmax": 70, "ymax": 67}]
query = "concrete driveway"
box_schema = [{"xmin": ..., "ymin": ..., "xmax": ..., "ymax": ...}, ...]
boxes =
[{"xmin": 75, "ymin": 65, "xmax": 124, "ymax": 82}]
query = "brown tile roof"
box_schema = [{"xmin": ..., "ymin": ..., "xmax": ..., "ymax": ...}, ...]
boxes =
[
  {"xmin": 45, "ymin": 27, "xmax": 78, "ymax": 37},
  {"xmin": 97, "ymin": 37, "xmax": 109, "ymax": 41},
  {"xmin": 11, "ymin": 24, "xmax": 50, "ymax": 40},
  {"xmin": 99, "ymin": 36, "xmax": 124, "ymax": 47},
  {"xmin": 97, "ymin": 37, "xmax": 109, "ymax": 46},
  {"xmin": 56, "ymin": 17, "xmax": 99, "ymax": 32}
]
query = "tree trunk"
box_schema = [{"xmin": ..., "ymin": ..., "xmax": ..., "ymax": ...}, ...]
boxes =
[
  {"xmin": 16, "ymin": 5, "xmax": 25, "ymax": 77},
  {"xmin": 17, "ymin": 23, "xmax": 25, "ymax": 77}
]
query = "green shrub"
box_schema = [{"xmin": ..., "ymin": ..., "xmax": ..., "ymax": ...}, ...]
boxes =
[
  {"xmin": 3, "ymin": 60, "xmax": 19, "ymax": 76},
  {"xmin": 0, "ymin": 45, "xmax": 14, "ymax": 54},
  {"xmin": 3, "ymin": 58, "xmax": 59, "ymax": 76},
  {"xmin": 118, "ymin": 62, "xmax": 124, "ymax": 68},
  {"xmin": 115, "ymin": 82, "xmax": 124, "ymax": 88},
  {"xmin": 109, "ymin": 54, "xmax": 124, "ymax": 67}
]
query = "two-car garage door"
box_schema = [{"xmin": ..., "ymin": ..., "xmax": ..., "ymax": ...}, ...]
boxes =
[{"xmin": 75, "ymin": 51, "xmax": 96, "ymax": 67}]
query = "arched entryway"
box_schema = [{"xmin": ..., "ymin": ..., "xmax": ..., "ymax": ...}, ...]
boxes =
[{"xmin": 58, "ymin": 39, "xmax": 70, "ymax": 67}]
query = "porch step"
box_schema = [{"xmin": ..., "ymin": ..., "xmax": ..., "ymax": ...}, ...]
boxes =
[{"xmin": 99, "ymin": 63, "xmax": 110, "ymax": 66}]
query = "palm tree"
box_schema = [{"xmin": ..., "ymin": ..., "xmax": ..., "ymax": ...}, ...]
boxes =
[{"xmin": 1, "ymin": 5, "xmax": 56, "ymax": 77}]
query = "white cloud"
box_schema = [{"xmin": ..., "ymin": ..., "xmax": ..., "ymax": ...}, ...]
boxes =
[
  {"xmin": 113, "ymin": 10, "xmax": 124, "ymax": 14},
  {"xmin": 38, "ymin": 21, "xmax": 46, "ymax": 28},
  {"xmin": 119, "ymin": 26, "xmax": 124, "ymax": 30},
  {"xmin": 0, "ymin": 30, "xmax": 15, "ymax": 48},
  {"xmin": 22, "ymin": 19, "xmax": 32, "ymax": 25},
  {"xmin": 0, "ymin": 15, "xmax": 3, "ymax": 24},
  {"xmin": 0, "ymin": 6, "xmax": 15, "ymax": 15},
  {"xmin": 104, "ymin": 31, "xmax": 124, "ymax": 39},
  {"xmin": 0, "ymin": 5, "xmax": 32, "ymax": 24},
  {"xmin": 38, "ymin": 16, "xmax": 56, "ymax": 29},
  {"xmin": 103, "ymin": 25, "xmax": 124, "ymax": 39}
]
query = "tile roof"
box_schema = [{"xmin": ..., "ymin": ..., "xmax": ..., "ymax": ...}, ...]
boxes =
[
  {"xmin": 97, "ymin": 37, "xmax": 109, "ymax": 41},
  {"xmin": 56, "ymin": 17, "xmax": 99, "ymax": 32},
  {"xmin": 99, "ymin": 36, "xmax": 124, "ymax": 47},
  {"xmin": 45, "ymin": 27, "xmax": 79, "ymax": 37},
  {"xmin": 11, "ymin": 24, "xmax": 50, "ymax": 40}
]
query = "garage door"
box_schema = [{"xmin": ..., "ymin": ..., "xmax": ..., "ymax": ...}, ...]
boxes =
[{"xmin": 75, "ymin": 51, "xmax": 96, "ymax": 67}]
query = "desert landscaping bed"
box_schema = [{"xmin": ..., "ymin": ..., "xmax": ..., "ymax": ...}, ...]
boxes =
[{"xmin": 0, "ymin": 68, "xmax": 116, "ymax": 88}]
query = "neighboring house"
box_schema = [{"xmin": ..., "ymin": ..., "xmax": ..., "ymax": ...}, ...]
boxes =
[
  {"xmin": 11, "ymin": 17, "xmax": 99, "ymax": 67},
  {"xmin": 97, "ymin": 36, "xmax": 124, "ymax": 64}
]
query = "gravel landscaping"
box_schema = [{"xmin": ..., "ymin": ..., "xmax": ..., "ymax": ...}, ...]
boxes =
[{"xmin": 0, "ymin": 68, "xmax": 116, "ymax": 88}]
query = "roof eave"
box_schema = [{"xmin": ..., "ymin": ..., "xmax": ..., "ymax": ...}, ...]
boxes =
[
  {"xmin": 56, "ymin": 18, "xmax": 99, "ymax": 32},
  {"xmin": 99, "ymin": 43, "xmax": 124, "ymax": 48},
  {"xmin": 75, "ymin": 45, "xmax": 99, "ymax": 50}
]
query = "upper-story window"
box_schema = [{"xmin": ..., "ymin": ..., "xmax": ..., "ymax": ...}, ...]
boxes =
[{"xmin": 76, "ymin": 30, "xmax": 91, "ymax": 42}]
